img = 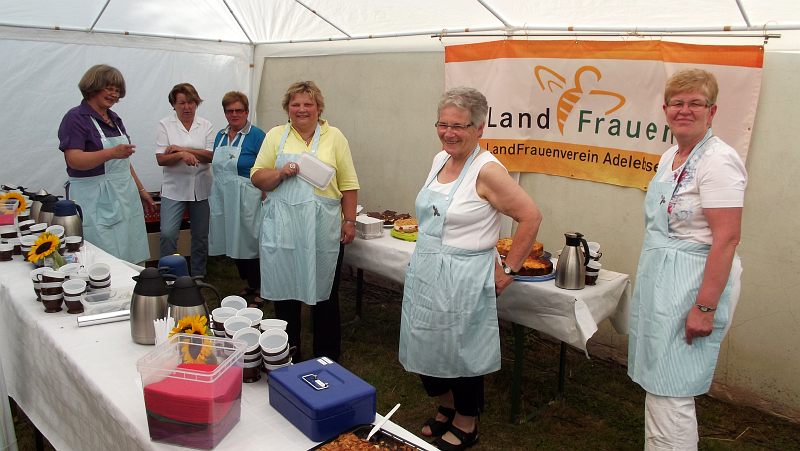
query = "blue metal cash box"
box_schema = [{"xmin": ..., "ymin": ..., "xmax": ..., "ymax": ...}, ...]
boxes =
[{"xmin": 268, "ymin": 357, "xmax": 376, "ymax": 442}]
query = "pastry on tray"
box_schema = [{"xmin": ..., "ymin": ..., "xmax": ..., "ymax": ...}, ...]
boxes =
[
  {"xmin": 496, "ymin": 237, "xmax": 545, "ymax": 259},
  {"xmin": 367, "ymin": 210, "xmax": 411, "ymax": 226},
  {"xmin": 393, "ymin": 217, "xmax": 418, "ymax": 233}
]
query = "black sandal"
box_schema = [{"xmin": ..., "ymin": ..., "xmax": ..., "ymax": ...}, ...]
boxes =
[
  {"xmin": 432, "ymin": 424, "xmax": 479, "ymax": 451},
  {"xmin": 422, "ymin": 406, "xmax": 456, "ymax": 438}
]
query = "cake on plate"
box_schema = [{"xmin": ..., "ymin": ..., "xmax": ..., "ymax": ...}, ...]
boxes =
[{"xmin": 496, "ymin": 237, "xmax": 544, "ymax": 259}]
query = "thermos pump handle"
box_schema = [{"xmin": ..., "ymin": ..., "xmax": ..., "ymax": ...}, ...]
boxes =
[{"xmin": 581, "ymin": 238, "xmax": 591, "ymax": 266}]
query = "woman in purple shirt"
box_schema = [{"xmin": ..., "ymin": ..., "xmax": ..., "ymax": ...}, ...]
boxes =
[{"xmin": 57, "ymin": 64, "xmax": 155, "ymax": 263}]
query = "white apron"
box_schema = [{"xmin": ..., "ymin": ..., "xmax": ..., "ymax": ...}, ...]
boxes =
[
  {"xmin": 399, "ymin": 147, "xmax": 500, "ymax": 378},
  {"xmin": 628, "ymin": 130, "xmax": 742, "ymax": 397},
  {"xmin": 68, "ymin": 117, "xmax": 148, "ymax": 263},
  {"xmin": 259, "ymin": 123, "xmax": 341, "ymax": 305},
  {"xmin": 209, "ymin": 130, "xmax": 262, "ymax": 259}
]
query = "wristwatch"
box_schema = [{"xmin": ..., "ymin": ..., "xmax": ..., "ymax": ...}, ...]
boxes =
[
  {"xmin": 695, "ymin": 303, "xmax": 717, "ymax": 313},
  {"xmin": 501, "ymin": 261, "xmax": 518, "ymax": 276}
]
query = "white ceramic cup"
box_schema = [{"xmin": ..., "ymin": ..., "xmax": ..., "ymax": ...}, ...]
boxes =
[
  {"xmin": 65, "ymin": 235, "xmax": 82, "ymax": 252},
  {"xmin": 29, "ymin": 223, "xmax": 47, "ymax": 234},
  {"xmin": 19, "ymin": 235, "xmax": 37, "ymax": 247},
  {"xmin": 46, "ymin": 224, "xmax": 65, "ymax": 238},
  {"xmin": 220, "ymin": 295, "xmax": 247, "ymax": 311},
  {"xmin": 58, "ymin": 263, "xmax": 83, "ymax": 279},
  {"xmin": 237, "ymin": 307, "xmax": 264, "ymax": 326},
  {"xmin": 62, "ymin": 278, "xmax": 87, "ymax": 295},
  {"xmin": 259, "ymin": 318, "xmax": 288, "ymax": 333},
  {"xmin": 212, "ymin": 307, "xmax": 238, "ymax": 325},
  {"xmin": 263, "ymin": 360, "xmax": 293, "ymax": 371},
  {"xmin": 232, "ymin": 327, "xmax": 261, "ymax": 353},
  {"xmin": 223, "ymin": 316, "xmax": 252, "ymax": 339},
  {"xmin": 88, "ymin": 263, "xmax": 111, "ymax": 282},
  {"xmin": 259, "ymin": 329, "xmax": 289, "ymax": 356}
]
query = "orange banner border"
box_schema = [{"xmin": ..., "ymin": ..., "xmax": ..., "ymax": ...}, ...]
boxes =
[{"xmin": 445, "ymin": 40, "xmax": 764, "ymax": 68}]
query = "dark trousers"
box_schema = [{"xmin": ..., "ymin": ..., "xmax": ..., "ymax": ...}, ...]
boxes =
[
  {"xmin": 419, "ymin": 374, "xmax": 485, "ymax": 417},
  {"xmin": 272, "ymin": 243, "xmax": 344, "ymax": 361},
  {"xmin": 233, "ymin": 258, "xmax": 260, "ymax": 291}
]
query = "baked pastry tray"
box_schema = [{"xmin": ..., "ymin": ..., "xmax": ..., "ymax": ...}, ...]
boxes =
[{"xmin": 309, "ymin": 423, "xmax": 426, "ymax": 450}]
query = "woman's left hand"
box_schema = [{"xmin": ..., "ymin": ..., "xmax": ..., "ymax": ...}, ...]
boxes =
[
  {"xmin": 341, "ymin": 221, "xmax": 355, "ymax": 244},
  {"xmin": 684, "ymin": 306, "xmax": 714, "ymax": 345}
]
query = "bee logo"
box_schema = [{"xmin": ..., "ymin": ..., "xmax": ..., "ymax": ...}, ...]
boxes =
[{"xmin": 534, "ymin": 65, "xmax": 626, "ymax": 134}]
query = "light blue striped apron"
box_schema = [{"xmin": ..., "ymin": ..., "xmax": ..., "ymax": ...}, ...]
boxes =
[
  {"xmin": 628, "ymin": 129, "xmax": 741, "ymax": 397},
  {"xmin": 259, "ymin": 123, "xmax": 341, "ymax": 304},
  {"xmin": 209, "ymin": 129, "xmax": 262, "ymax": 259},
  {"xmin": 68, "ymin": 117, "xmax": 148, "ymax": 263},
  {"xmin": 399, "ymin": 147, "xmax": 500, "ymax": 378}
]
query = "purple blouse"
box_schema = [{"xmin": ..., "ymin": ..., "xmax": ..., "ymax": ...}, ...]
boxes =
[{"xmin": 58, "ymin": 100, "xmax": 129, "ymax": 178}]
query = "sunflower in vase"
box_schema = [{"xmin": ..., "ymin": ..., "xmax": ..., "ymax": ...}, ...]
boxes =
[
  {"xmin": 169, "ymin": 315, "xmax": 217, "ymax": 365},
  {"xmin": 27, "ymin": 232, "xmax": 65, "ymax": 269}
]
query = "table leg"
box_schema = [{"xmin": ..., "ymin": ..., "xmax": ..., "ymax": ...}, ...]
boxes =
[
  {"xmin": 557, "ymin": 341, "xmax": 567, "ymax": 400},
  {"xmin": 510, "ymin": 323, "xmax": 525, "ymax": 423}
]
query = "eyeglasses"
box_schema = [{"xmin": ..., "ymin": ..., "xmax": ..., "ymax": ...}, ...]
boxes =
[
  {"xmin": 224, "ymin": 108, "xmax": 247, "ymax": 115},
  {"xmin": 435, "ymin": 122, "xmax": 473, "ymax": 131},
  {"xmin": 102, "ymin": 86, "xmax": 121, "ymax": 94},
  {"xmin": 666, "ymin": 100, "xmax": 711, "ymax": 112}
]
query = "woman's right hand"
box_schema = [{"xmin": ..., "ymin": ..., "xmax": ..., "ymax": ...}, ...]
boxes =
[
  {"xmin": 110, "ymin": 144, "xmax": 136, "ymax": 159},
  {"xmin": 280, "ymin": 162, "xmax": 300, "ymax": 180}
]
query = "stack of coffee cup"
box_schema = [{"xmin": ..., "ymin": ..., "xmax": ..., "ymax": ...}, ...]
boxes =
[
  {"xmin": 585, "ymin": 242, "xmax": 602, "ymax": 286},
  {"xmin": 87, "ymin": 263, "xmax": 111, "ymax": 290},
  {"xmin": 220, "ymin": 295, "xmax": 247, "ymax": 311},
  {"xmin": 259, "ymin": 327, "xmax": 294, "ymax": 373},
  {"xmin": 0, "ymin": 242, "xmax": 12, "ymax": 261},
  {"xmin": 64, "ymin": 236, "xmax": 83, "ymax": 253},
  {"xmin": 62, "ymin": 279, "xmax": 87, "ymax": 314},
  {"xmin": 30, "ymin": 267, "xmax": 49, "ymax": 301},
  {"xmin": 38, "ymin": 269, "xmax": 66, "ymax": 312},
  {"xmin": 223, "ymin": 316, "xmax": 251, "ymax": 339},
  {"xmin": 29, "ymin": 223, "xmax": 47, "ymax": 236},
  {"xmin": 18, "ymin": 219, "xmax": 34, "ymax": 236},
  {"xmin": 237, "ymin": 307, "xmax": 263, "ymax": 328},
  {"xmin": 210, "ymin": 307, "xmax": 237, "ymax": 337},
  {"xmin": 18, "ymin": 236, "xmax": 35, "ymax": 257},
  {"xmin": 0, "ymin": 225, "xmax": 16, "ymax": 241},
  {"xmin": 233, "ymin": 327, "xmax": 262, "ymax": 383}
]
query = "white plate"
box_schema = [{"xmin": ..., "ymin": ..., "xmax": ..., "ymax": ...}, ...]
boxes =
[{"xmin": 513, "ymin": 267, "xmax": 556, "ymax": 282}]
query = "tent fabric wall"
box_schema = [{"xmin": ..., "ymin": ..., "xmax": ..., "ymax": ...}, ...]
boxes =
[
  {"xmin": 0, "ymin": 27, "xmax": 252, "ymax": 194},
  {"xmin": 256, "ymin": 50, "xmax": 800, "ymax": 420}
]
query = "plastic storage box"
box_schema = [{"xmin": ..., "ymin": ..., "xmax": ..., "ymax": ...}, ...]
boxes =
[
  {"xmin": 137, "ymin": 334, "xmax": 246, "ymax": 449},
  {"xmin": 268, "ymin": 357, "xmax": 376, "ymax": 442},
  {"xmin": 355, "ymin": 215, "xmax": 383, "ymax": 239},
  {"xmin": 0, "ymin": 199, "xmax": 19, "ymax": 227}
]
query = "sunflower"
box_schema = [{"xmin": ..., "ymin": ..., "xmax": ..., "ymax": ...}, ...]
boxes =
[
  {"xmin": 27, "ymin": 232, "xmax": 65, "ymax": 267},
  {"xmin": 179, "ymin": 338, "xmax": 214, "ymax": 364},
  {"xmin": 0, "ymin": 191, "xmax": 27, "ymax": 213},
  {"xmin": 169, "ymin": 314, "xmax": 210, "ymax": 337}
]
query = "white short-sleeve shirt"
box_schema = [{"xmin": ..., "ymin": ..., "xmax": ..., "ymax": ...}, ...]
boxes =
[
  {"xmin": 426, "ymin": 151, "xmax": 504, "ymax": 251},
  {"xmin": 658, "ymin": 136, "xmax": 747, "ymax": 245},
  {"xmin": 156, "ymin": 112, "xmax": 215, "ymax": 201}
]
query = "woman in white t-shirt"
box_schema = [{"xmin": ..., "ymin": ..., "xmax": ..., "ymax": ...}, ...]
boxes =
[
  {"xmin": 155, "ymin": 83, "xmax": 214, "ymax": 277},
  {"xmin": 628, "ymin": 69, "xmax": 747, "ymax": 450},
  {"xmin": 399, "ymin": 87, "xmax": 542, "ymax": 451}
]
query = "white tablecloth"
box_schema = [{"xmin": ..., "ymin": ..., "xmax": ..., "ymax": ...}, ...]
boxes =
[
  {"xmin": 0, "ymin": 243, "xmax": 436, "ymax": 451},
  {"xmin": 344, "ymin": 233, "xmax": 631, "ymax": 352}
]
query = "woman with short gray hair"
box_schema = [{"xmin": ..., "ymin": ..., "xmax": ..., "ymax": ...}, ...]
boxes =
[{"xmin": 399, "ymin": 87, "xmax": 542, "ymax": 451}]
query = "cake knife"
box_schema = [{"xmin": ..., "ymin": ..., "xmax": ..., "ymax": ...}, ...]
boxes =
[{"xmin": 367, "ymin": 403, "xmax": 401, "ymax": 441}]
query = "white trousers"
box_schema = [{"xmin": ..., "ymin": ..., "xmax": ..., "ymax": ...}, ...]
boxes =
[{"xmin": 644, "ymin": 392, "xmax": 698, "ymax": 451}]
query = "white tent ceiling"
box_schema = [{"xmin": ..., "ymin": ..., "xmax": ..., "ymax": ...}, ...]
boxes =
[{"xmin": 2, "ymin": 0, "xmax": 800, "ymax": 51}]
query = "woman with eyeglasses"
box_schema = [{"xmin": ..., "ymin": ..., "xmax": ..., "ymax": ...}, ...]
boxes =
[
  {"xmin": 628, "ymin": 69, "xmax": 747, "ymax": 449},
  {"xmin": 57, "ymin": 64, "xmax": 155, "ymax": 263},
  {"xmin": 208, "ymin": 91, "xmax": 266, "ymax": 307},
  {"xmin": 399, "ymin": 87, "xmax": 541, "ymax": 451},
  {"xmin": 251, "ymin": 81, "xmax": 359, "ymax": 362},
  {"xmin": 156, "ymin": 82, "xmax": 215, "ymax": 277}
]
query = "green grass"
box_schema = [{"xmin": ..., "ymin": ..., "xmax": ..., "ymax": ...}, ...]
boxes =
[{"xmin": 12, "ymin": 256, "xmax": 800, "ymax": 450}]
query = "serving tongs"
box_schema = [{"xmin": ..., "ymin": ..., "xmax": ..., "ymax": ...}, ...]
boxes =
[{"xmin": 366, "ymin": 403, "xmax": 401, "ymax": 441}]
